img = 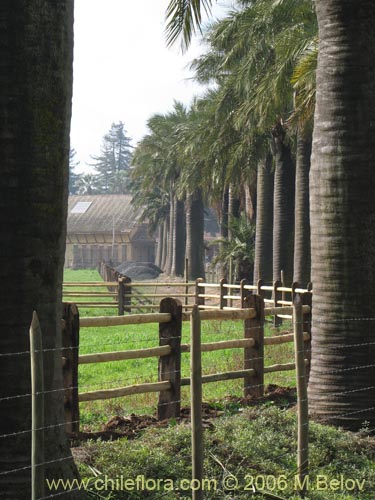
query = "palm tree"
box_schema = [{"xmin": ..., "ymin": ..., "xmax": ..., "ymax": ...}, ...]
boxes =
[
  {"xmin": 212, "ymin": 214, "xmax": 256, "ymax": 282},
  {"xmin": 189, "ymin": 0, "xmax": 318, "ymax": 286},
  {"xmin": 131, "ymin": 140, "xmax": 171, "ymax": 270},
  {"xmin": 308, "ymin": 0, "xmax": 375, "ymax": 430},
  {"xmin": 169, "ymin": 0, "xmax": 375, "ymax": 430},
  {"xmin": 0, "ymin": 2, "xmax": 81, "ymax": 497},
  {"xmin": 293, "ymin": 131, "xmax": 311, "ymax": 286},
  {"xmin": 226, "ymin": 1, "xmax": 316, "ymax": 285},
  {"xmin": 165, "ymin": 0, "xmax": 213, "ymax": 51},
  {"xmin": 175, "ymin": 101, "xmax": 211, "ymax": 279},
  {"xmin": 172, "ymin": 197, "xmax": 186, "ymax": 276},
  {"xmin": 253, "ymin": 152, "xmax": 274, "ymax": 284},
  {"xmin": 131, "ymin": 102, "xmax": 189, "ymax": 276},
  {"xmin": 271, "ymin": 122, "xmax": 295, "ymax": 284},
  {"xmin": 185, "ymin": 189, "xmax": 206, "ymax": 279}
]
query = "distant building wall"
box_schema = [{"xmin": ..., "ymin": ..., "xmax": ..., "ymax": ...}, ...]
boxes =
[
  {"xmin": 65, "ymin": 195, "xmax": 156, "ymax": 269},
  {"xmin": 65, "ymin": 243, "xmax": 123, "ymax": 269},
  {"xmin": 65, "ymin": 240, "xmax": 155, "ymax": 269}
]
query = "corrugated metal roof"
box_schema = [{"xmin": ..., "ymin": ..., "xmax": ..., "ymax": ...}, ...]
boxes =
[{"xmin": 67, "ymin": 195, "xmax": 143, "ymax": 234}]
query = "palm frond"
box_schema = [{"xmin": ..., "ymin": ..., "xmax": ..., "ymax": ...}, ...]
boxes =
[{"xmin": 165, "ymin": 0, "xmax": 213, "ymax": 51}]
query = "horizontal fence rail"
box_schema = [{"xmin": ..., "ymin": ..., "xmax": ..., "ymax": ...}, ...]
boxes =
[
  {"xmin": 64, "ymin": 263, "xmax": 313, "ymax": 320},
  {"xmin": 62, "ymin": 291, "xmax": 312, "ymax": 433}
]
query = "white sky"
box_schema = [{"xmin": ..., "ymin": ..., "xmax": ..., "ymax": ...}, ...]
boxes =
[{"xmin": 70, "ymin": 0, "xmax": 232, "ymax": 172}]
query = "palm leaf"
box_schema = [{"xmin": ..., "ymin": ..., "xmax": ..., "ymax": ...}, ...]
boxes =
[{"xmin": 165, "ymin": 0, "xmax": 213, "ymax": 51}]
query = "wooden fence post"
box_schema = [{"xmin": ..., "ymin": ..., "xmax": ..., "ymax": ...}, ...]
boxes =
[
  {"xmin": 123, "ymin": 276, "xmax": 132, "ymax": 313},
  {"xmin": 240, "ymin": 278, "xmax": 250, "ymax": 308},
  {"xmin": 273, "ymin": 279, "xmax": 282, "ymax": 327},
  {"xmin": 185, "ymin": 258, "xmax": 189, "ymax": 309},
  {"xmin": 257, "ymin": 279, "xmax": 265, "ymax": 298},
  {"xmin": 158, "ymin": 298, "xmax": 182, "ymax": 420},
  {"xmin": 293, "ymin": 294, "xmax": 309, "ymax": 496},
  {"xmin": 118, "ymin": 277, "xmax": 125, "ymax": 315},
  {"xmin": 190, "ymin": 305, "xmax": 203, "ymax": 500},
  {"xmin": 62, "ymin": 303, "xmax": 80, "ymax": 434},
  {"xmin": 30, "ymin": 312, "xmax": 45, "ymax": 500},
  {"xmin": 195, "ymin": 278, "xmax": 205, "ymax": 307},
  {"xmin": 219, "ymin": 278, "xmax": 227, "ymax": 310},
  {"xmin": 292, "ymin": 281, "xmax": 300, "ymax": 304},
  {"xmin": 243, "ymin": 294, "xmax": 265, "ymax": 398},
  {"xmin": 281, "ymin": 269, "xmax": 286, "ymax": 306}
]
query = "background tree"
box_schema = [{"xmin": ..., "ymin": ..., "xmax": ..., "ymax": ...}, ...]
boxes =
[
  {"xmin": 76, "ymin": 173, "xmax": 100, "ymax": 195},
  {"xmin": 167, "ymin": 0, "xmax": 375, "ymax": 430},
  {"xmin": 131, "ymin": 104, "xmax": 188, "ymax": 276},
  {"xmin": 89, "ymin": 121, "xmax": 133, "ymax": 194},
  {"xmin": 69, "ymin": 148, "xmax": 80, "ymax": 194},
  {"xmin": 253, "ymin": 152, "xmax": 274, "ymax": 284},
  {"xmin": 188, "ymin": 0, "xmax": 317, "ymax": 285},
  {"xmin": 212, "ymin": 214, "xmax": 255, "ymax": 281}
]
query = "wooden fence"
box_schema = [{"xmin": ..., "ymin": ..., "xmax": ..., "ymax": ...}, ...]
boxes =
[
  {"xmin": 63, "ymin": 273, "xmax": 312, "ymax": 321},
  {"xmin": 62, "ymin": 292, "xmax": 312, "ymax": 434}
]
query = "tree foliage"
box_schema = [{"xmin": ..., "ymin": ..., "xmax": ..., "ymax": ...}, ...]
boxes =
[
  {"xmin": 88, "ymin": 121, "xmax": 133, "ymax": 194},
  {"xmin": 69, "ymin": 148, "xmax": 80, "ymax": 194}
]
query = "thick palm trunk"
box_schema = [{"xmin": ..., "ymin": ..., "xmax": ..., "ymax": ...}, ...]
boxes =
[
  {"xmin": 244, "ymin": 183, "xmax": 256, "ymax": 223},
  {"xmin": 220, "ymin": 187, "xmax": 229, "ymax": 239},
  {"xmin": 228, "ymin": 183, "xmax": 241, "ymax": 240},
  {"xmin": 272, "ymin": 124, "xmax": 295, "ymax": 284},
  {"xmin": 293, "ymin": 132, "xmax": 311, "ymax": 286},
  {"xmin": 155, "ymin": 224, "xmax": 163, "ymax": 268},
  {"xmin": 253, "ymin": 153, "xmax": 274, "ymax": 284},
  {"xmin": 161, "ymin": 217, "xmax": 169, "ymax": 271},
  {"xmin": 186, "ymin": 189, "xmax": 205, "ymax": 280},
  {"xmin": 0, "ymin": 1, "xmax": 81, "ymax": 497},
  {"xmin": 309, "ymin": 0, "xmax": 375, "ymax": 429},
  {"xmin": 219, "ymin": 188, "xmax": 229, "ymax": 278},
  {"xmin": 165, "ymin": 193, "xmax": 175, "ymax": 275},
  {"xmin": 172, "ymin": 198, "xmax": 186, "ymax": 277}
]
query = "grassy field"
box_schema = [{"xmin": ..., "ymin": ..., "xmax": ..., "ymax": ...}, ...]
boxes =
[
  {"xmin": 64, "ymin": 271, "xmax": 375, "ymax": 500},
  {"xmin": 64, "ymin": 269, "xmax": 296, "ymax": 429},
  {"xmin": 74, "ymin": 405, "xmax": 375, "ymax": 499}
]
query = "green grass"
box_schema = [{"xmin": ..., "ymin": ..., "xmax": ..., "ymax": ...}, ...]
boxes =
[
  {"xmin": 64, "ymin": 269, "xmax": 119, "ymax": 316},
  {"xmin": 64, "ymin": 270, "xmax": 297, "ymax": 429},
  {"xmin": 64, "ymin": 270, "xmax": 375, "ymax": 500},
  {"xmin": 74, "ymin": 405, "xmax": 375, "ymax": 499}
]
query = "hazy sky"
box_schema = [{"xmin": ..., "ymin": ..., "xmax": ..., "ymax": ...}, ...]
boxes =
[{"xmin": 70, "ymin": 0, "xmax": 232, "ymax": 172}]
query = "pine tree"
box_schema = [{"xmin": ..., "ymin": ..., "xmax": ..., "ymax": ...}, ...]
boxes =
[
  {"xmin": 69, "ymin": 148, "xmax": 80, "ymax": 194},
  {"xmin": 89, "ymin": 121, "xmax": 133, "ymax": 193}
]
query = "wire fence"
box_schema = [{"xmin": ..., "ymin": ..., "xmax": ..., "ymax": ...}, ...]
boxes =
[{"xmin": 2, "ymin": 286, "xmax": 375, "ymax": 499}]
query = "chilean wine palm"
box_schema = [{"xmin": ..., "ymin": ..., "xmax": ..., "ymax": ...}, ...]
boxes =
[
  {"xmin": 308, "ymin": 0, "xmax": 375, "ymax": 429},
  {"xmin": 0, "ymin": 2, "xmax": 81, "ymax": 497},
  {"xmin": 132, "ymin": 103, "xmax": 189, "ymax": 276},
  {"xmin": 166, "ymin": 0, "xmax": 375, "ymax": 430}
]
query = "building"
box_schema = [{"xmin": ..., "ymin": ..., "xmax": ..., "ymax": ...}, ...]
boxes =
[{"xmin": 65, "ymin": 195, "xmax": 155, "ymax": 269}]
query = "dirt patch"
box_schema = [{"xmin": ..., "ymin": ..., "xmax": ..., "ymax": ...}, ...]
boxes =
[
  {"xmin": 223, "ymin": 384, "xmax": 297, "ymax": 409},
  {"xmin": 70, "ymin": 385, "xmax": 296, "ymax": 443}
]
